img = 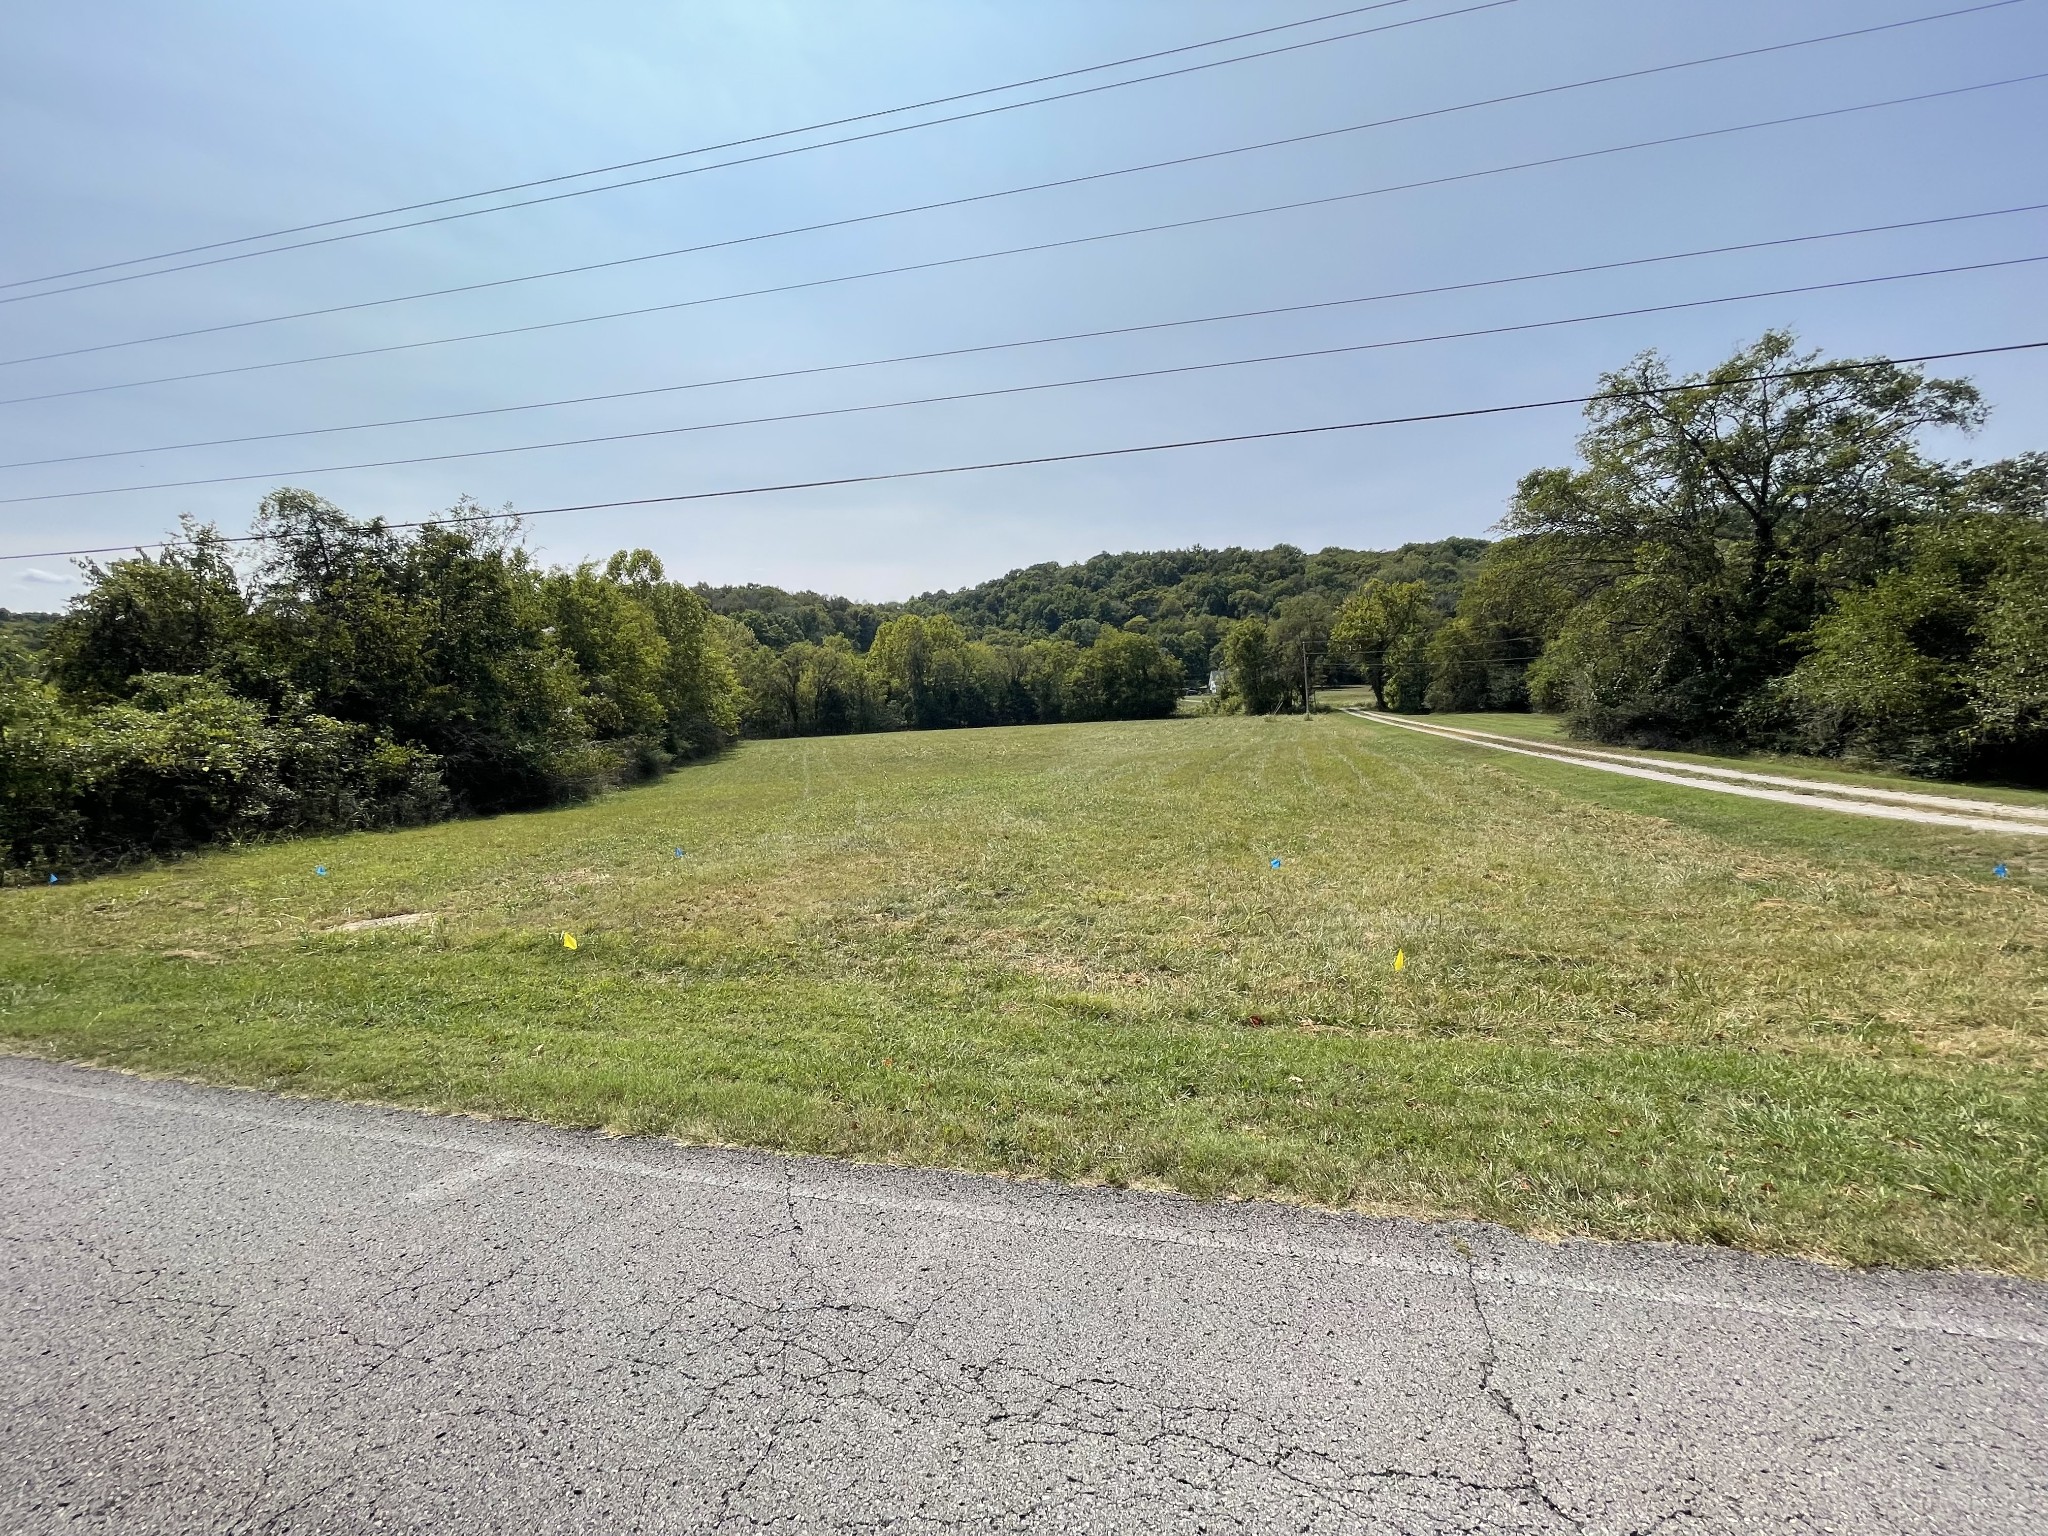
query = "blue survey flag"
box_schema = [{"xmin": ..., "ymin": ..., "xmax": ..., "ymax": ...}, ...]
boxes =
[
  {"xmin": 315, "ymin": 866, "xmax": 328, "ymax": 876},
  {"xmin": 1270, "ymin": 858, "xmax": 1283, "ymax": 869},
  {"xmin": 1994, "ymin": 863, "xmax": 2009, "ymax": 878}
]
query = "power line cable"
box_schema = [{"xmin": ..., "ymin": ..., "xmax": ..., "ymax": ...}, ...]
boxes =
[
  {"xmin": 0, "ymin": 0, "xmax": 1495, "ymax": 301},
  {"xmin": 5, "ymin": 9, "xmax": 2020, "ymax": 361},
  {"xmin": 3, "ymin": 253, "xmax": 2038, "ymax": 505},
  {"xmin": 8, "ymin": 74, "xmax": 2041, "ymax": 408},
  {"xmin": 4, "ymin": 340, "xmax": 2040, "ymax": 544},
  {"xmin": 2, "ymin": 1, "xmax": 1438, "ymax": 291},
  {"xmin": 11, "ymin": 342, "xmax": 2041, "ymax": 564},
  {"xmin": 12, "ymin": 200, "xmax": 2039, "ymax": 471}
]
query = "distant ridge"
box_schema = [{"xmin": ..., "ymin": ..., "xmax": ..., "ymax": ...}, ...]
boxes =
[{"xmin": 696, "ymin": 538, "xmax": 1488, "ymax": 672}]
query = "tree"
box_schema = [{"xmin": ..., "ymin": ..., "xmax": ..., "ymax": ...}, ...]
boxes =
[
  {"xmin": 45, "ymin": 519, "xmax": 253, "ymax": 700},
  {"xmin": 1220, "ymin": 618, "xmax": 1286, "ymax": 714},
  {"xmin": 1064, "ymin": 629, "xmax": 1182, "ymax": 720},
  {"xmin": 1779, "ymin": 511, "xmax": 2048, "ymax": 780},
  {"xmin": 605, "ymin": 550, "xmax": 739, "ymax": 758},
  {"xmin": 16, "ymin": 494, "xmax": 746, "ymax": 871},
  {"xmin": 545, "ymin": 563, "xmax": 671, "ymax": 746},
  {"xmin": 1503, "ymin": 331, "xmax": 1982, "ymax": 744},
  {"xmin": 1331, "ymin": 580, "xmax": 1434, "ymax": 710},
  {"xmin": 869, "ymin": 613, "xmax": 978, "ymax": 728},
  {"xmin": 800, "ymin": 636, "xmax": 890, "ymax": 735},
  {"xmin": 1269, "ymin": 594, "xmax": 1333, "ymax": 710},
  {"xmin": 1425, "ymin": 618, "xmax": 1509, "ymax": 712}
]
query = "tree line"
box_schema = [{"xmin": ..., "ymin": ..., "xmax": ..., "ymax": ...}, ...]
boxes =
[
  {"xmin": 721, "ymin": 614, "xmax": 1182, "ymax": 738},
  {"xmin": 1226, "ymin": 332, "xmax": 2042, "ymax": 786},
  {"xmin": 1, "ymin": 493, "xmax": 742, "ymax": 872},
  {"xmin": 7, "ymin": 329, "xmax": 2039, "ymax": 872},
  {"xmin": 0, "ymin": 492, "xmax": 1187, "ymax": 874},
  {"xmin": 699, "ymin": 538, "xmax": 1487, "ymax": 695}
]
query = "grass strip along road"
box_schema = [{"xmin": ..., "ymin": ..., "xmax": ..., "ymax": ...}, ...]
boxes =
[{"xmin": 4, "ymin": 714, "xmax": 2044, "ymax": 1273}]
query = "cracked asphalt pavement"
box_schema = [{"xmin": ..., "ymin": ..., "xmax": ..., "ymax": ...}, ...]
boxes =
[{"xmin": 3, "ymin": 1059, "xmax": 2044, "ymax": 1533}]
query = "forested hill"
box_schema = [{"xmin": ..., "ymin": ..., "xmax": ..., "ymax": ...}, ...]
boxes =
[
  {"xmin": 911, "ymin": 539, "xmax": 1487, "ymax": 636},
  {"xmin": 690, "ymin": 583, "xmax": 891, "ymax": 651},
  {"xmin": 0, "ymin": 609, "xmax": 61, "ymax": 656},
  {"xmin": 696, "ymin": 538, "xmax": 1488, "ymax": 682}
]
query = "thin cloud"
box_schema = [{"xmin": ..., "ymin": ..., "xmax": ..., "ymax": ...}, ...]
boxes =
[{"xmin": 21, "ymin": 568, "xmax": 77, "ymax": 584}]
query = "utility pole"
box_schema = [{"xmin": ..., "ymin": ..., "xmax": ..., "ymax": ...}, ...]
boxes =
[{"xmin": 1295, "ymin": 640, "xmax": 1325, "ymax": 717}]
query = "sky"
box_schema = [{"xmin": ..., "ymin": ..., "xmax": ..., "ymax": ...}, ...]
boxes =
[{"xmin": 2, "ymin": 0, "xmax": 2044, "ymax": 605}]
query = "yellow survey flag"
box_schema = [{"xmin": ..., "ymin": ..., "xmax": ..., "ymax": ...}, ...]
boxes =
[
  {"xmin": 1394, "ymin": 949, "xmax": 1406, "ymax": 972},
  {"xmin": 563, "ymin": 933, "xmax": 578, "ymax": 950}
]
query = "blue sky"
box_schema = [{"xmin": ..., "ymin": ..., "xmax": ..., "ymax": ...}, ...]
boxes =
[{"xmin": 2, "ymin": 0, "xmax": 2044, "ymax": 603}]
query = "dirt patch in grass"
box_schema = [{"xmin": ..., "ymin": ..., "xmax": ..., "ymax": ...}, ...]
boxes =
[{"xmin": 328, "ymin": 912, "xmax": 436, "ymax": 932}]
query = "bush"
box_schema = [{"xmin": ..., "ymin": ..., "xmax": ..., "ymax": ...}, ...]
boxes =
[
  {"xmin": 1778, "ymin": 513, "xmax": 2048, "ymax": 781},
  {"xmin": 1, "ymin": 674, "xmax": 446, "ymax": 875},
  {"xmin": 5, "ymin": 495, "xmax": 745, "ymax": 872}
]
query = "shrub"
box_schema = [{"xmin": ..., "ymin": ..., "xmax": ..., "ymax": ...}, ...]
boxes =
[{"xmin": 1, "ymin": 674, "xmax": 446, "ymax": 875}]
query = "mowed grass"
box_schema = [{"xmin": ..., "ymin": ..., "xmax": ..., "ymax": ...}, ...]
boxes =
[{"xmin": 5, "ymin": 714, "xmax": 2045, "ymax": 1273}]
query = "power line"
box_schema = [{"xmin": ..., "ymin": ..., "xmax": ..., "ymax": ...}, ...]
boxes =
[
  {"xmin": 6, "ymin": 254, "xmax": 2037, "ymax": 506},
  {"xmin": 8, "ymin": 76, "xmax": 2041, "ymax": 409},
  {"xmin": 6, "ymin": 342, "xmax": 2041, "ymax": 565},
  {"xmin": 11, "ymin": 201, "xmax": 2039, "ymax": 472},
  {"xmin": 0, "ymin": 0, "xmax": 1493, "ymax": 302},
  {"xmin": 5, "ymin": 11, "xmax": 2021, "ymax": 363}
]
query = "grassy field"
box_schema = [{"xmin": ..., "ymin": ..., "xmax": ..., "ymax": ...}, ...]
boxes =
[{"xmin": 6, "ymin": 713, "xmax": 2044, "ymax": 1273}]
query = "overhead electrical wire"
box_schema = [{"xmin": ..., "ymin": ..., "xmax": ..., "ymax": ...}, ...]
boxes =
[
  {"xmin": 7, "ymin": 343, "xmax": 2043, "ymax": 566},
  {"xmin": 6, "ymin": 259, "xmax": 2039, "ymax": 505},
  {"xmin": 6, "ymin": 0, "xmax": 2023, "ymax": 306},
  {"xmin": 4, "ymin": 9, "xmax": 2024, "ymax": 364},
  {"xmin": 0, "ymin": 0, "xmax": 1498, "ymax": 301},
  {"xmin": 0, "ymin": 0, "xmax": 1439, "ymax": 292},
  {"xmin": 8, "ymin": 71, "xmax": 2042, "ymax": 408},
  {"xmin": 10, "ymin": 200, "xmax": 2039, "ymax": 472}
]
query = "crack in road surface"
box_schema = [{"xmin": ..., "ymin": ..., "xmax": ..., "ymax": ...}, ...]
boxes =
[{"xmin": 2, "ymin": 1059, "xmax": 2043, "ymax": 1533}]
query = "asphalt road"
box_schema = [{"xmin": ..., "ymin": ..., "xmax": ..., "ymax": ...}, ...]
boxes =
[{"xmin": 3, "ymin": 1059, "xmax": 2043, "ymax": 1534}]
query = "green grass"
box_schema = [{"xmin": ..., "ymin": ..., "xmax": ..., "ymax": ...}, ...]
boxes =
[{"xmin": 6, "ymin": 714, "xmax": 2045, "ymax": 1273}]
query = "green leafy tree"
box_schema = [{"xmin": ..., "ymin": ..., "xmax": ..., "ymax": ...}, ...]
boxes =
[
  {"xmin": 1424, "ymin": 535, "xmax": 1573, "ymax": 712},
  {"xmin": 1220, "ymin": 617, "xmax": 1286, "ymax": 714},
  {"xmin": 545, "ymin": 563, "xmax": 671, "ymax": 747},
  {"xmin": 13, "ymin": 493, "xmax": 743, "ymax": 870},
  {"xmin": 1064, "ymin": 629, "xmax": 1183, "ymax": 720},
  {"xmin": 799, "ymin": 636, "xmax": 891, "ymax": 734},
  {"xmin": 1779, "ymin": 512, "xmax": 2048, "ymax": 780},
  {"xmin": 46, "ymin": 519, "xmax": 254, "ymax": 699},
  {"xmin": 1504, "ymin": 331, "xmax": 1981, "ymax": 744},
  {"xmin": 870, "ymin": 613, "xmax": 979, "ymax": 728},
  {"xmin": 1331, "ymin": 580, "xmax": 1434, "ymax": 710},
  {"xmin": 1017, "ymin": 638, "xmax": 1081, "ymax": 723},
  {"xmin": 604, "ymin": 550, "xmax": 739, "ymax": 758},
  {"xmin": 723, "ymin": 620, "xmax": 799, "ymax": 737},
  {"xmin": 1268, "ymin": 594, "xmax": 1333, "ymax": 709}
]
